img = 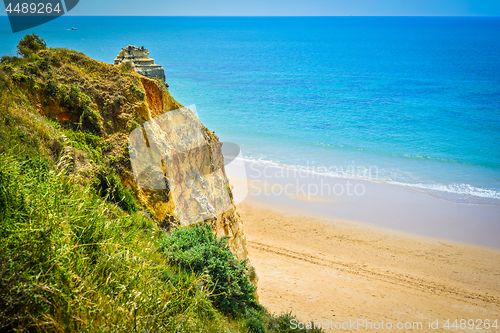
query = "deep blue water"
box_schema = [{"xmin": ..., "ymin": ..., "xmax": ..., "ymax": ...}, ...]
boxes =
[{"xmin": 1, "ymin": 16, "xmax": 500, "ymax": 204}]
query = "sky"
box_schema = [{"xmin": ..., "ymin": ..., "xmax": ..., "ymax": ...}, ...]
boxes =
[
  {"xmin": 1, "ymin": 0, "xmax": 500, "ymax": 16},
  {"xmin": 67, "ymin": 0, "xmax": 500, "ymax": 16}
]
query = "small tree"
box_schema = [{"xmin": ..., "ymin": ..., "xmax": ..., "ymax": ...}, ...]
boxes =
[{"xmin": 17, "ymin": 33, "xmax": 47, "ymax": 57}]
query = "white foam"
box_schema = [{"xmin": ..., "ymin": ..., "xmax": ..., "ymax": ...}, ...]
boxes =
[{"xmin": 237, "ymin": 155, "xmax": 500, "ymax": 204}]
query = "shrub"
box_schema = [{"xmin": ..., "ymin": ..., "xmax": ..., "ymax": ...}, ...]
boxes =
[
  {"xmin": 1, "ymin": 55, "xmax": 20, "ymax": 64},
  {"xmin": 46, "ymin": 81, "xmax": 58, "ymax": 96},
  {"xmin": 36, "ymin": 58, "xmax": 51, "ymax": 71},
  {"xmin": 131, "ymin": 83, "xmax": 145, "ymax": 99},
  {"xmin": 17, "ymin": 33, "xmax": 47, "ymax": 58},
  {"xmin": 54, "ymin": 84, "xmax": 101, "ymax": 132},
  {"xmin": 159, "ymin": 225, "xmax": 324, "ymax": 332},
  {"xmin": 246, "ymin": 308, "xmax": 267, "ymax": 333},
  {"xmin": 11, "ymin": 72, "xmax": 34, "ymax": 85},
  {"xmin": 81, "ymin": 107, "xmax": 101, "ymax": 133},
  {"xmin": 160, "ymin": 223, "xmax": 260, "ymax": 317},
  {"xmin": 60, "ymin": 85, "xmax": 92, "ymax": 113},
  {"xmin": 1, "ymin": 64, "xmax": 13, "ymax": 72}
]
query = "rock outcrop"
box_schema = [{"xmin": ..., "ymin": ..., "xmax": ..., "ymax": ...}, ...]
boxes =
[
  {"xmin": 127, "ymin": 91, "xmax": 249, "ymax": 259},
  {"xmin": 114, "ymin": 45, "xmax": 166, "ymax": 82}
]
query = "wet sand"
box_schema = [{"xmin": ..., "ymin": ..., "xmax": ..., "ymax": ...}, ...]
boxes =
[{"xmin": 226, "ymin": 160, "xmax": 500, "ymax": 248}]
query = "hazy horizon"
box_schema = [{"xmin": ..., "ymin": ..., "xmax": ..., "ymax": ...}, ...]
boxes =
[{"xmin": 2, "ymin": 0, "xmax": 500, "ymax": 17}]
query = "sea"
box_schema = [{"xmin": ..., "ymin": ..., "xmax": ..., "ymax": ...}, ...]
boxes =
[{"xmin": 1, "ymin": 16, "xmax": 499, "ymax": 205}]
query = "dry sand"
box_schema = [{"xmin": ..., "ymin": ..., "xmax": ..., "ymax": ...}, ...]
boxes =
[{"xmin": 238, "ymin": 200, "xmax": 500, "ymax": 331}]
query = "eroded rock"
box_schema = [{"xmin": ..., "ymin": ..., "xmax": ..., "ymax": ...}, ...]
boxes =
[{"xmin": 114, "ymin": 45, "xmax": 166, "ymax": 82}]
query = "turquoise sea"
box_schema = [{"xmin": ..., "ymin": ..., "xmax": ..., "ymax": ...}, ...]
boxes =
[{"xmin": 1, "ymin": 16, "xmax": 500, "ymax": 204}]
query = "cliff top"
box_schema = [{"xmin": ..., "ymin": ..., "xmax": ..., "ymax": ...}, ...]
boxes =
[
  {"xmin": 114, "ymin": 44, "xmax": 166, "ymax": 82},
  {"xmin": 115, "ymin": 44, "xmax": 150, "ymax": 60}
]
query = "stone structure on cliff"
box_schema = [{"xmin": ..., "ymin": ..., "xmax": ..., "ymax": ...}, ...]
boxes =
[{"xmin": 114, "ymin": 45, "xmax": 166, "ymax": 82}]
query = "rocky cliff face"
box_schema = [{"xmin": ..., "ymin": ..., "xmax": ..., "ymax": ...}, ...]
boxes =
[
  {"xmin": 129, "ymin": 78, "xmax": 249, "ymax": 260},
  {"xmin": 11, "ymin": 48, "xmax": 249, "ymax": 260},
  {"xmin": 114, "ymin": 45, "xmax": 166, "ymax": 83}
]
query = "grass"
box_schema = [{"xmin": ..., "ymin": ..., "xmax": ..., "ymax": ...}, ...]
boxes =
[
  {"xmin": 0, "ymin": 152, "xmax": 223, "ymax": 332},
  {"xmin": 94, "ymin": 166, "xmax": 138, "ymax": 213}
]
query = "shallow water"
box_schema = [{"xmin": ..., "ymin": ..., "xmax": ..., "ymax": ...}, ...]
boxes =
[{"xmin": 1, "ymin": 16, "xmax": 499, "ymax": 204}]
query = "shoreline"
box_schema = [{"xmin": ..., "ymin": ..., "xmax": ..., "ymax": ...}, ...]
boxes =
[
  {"xmin": 226, "ymin": 160, "xmax": 500, "ymax": 249},
  {"xmin": 237, "ymin": 199, "xmax": 500, "ymax": 326},
  {"xmin": 235, "ymin": 157, "xmax": 500, "ymax": 206}
]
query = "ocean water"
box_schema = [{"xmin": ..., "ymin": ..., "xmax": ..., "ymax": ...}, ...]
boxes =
[{"xmin": 1, "ymin": 16, "xmax": 500, "ymax": 204}]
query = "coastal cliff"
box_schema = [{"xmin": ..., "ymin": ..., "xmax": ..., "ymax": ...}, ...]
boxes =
[
  {"xmin": 0, "ymin": 35, "xmax": 324, "ymax": 332},
  {"xmin": 2, "ymin": 46, "xmax": 248, "ymax": 260}
]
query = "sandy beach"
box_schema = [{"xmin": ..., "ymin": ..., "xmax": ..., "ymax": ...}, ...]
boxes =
[{"xmin": 238, "ymin": 199, "xmax": 500, "ymax": 331}]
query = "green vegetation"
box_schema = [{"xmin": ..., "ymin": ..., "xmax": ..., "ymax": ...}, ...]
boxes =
[
  {"xmin": 160, "ymin": 224, "xmax": 260, "ymax": 316},
  {"xmin": 0, "ymin": 152, "xmax": 320, "ymax": 332},
  {"xmin": 0, "ymin": 152, "xmax": 222, "ymax": 332},
  {"xmin": 11, "ymin": 72, "xmax": 33, "ymax": 84},
  {"xmin": 16, "ymin": 33, "xmax": 47, "ymax": 58},
  {"xmin": 131, "ymin": 83, "xmax": 146, "ymax": 99},
  {"xmin": 0, "ymin": 35, "xmax": 323, "ymax": 332},
  {"xmin": 159, "ymin": 225, "xmax": 323, "ymax": 333},
  {"xmin": 94, "ymin": 166, "xmax": 138, "ymax": 213}
]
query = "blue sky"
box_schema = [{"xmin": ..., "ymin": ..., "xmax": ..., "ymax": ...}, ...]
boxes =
[
  {"xmin": 2, "ymin": 0, "xmax": 500, "ymax": 16},
  {"xmin": 69, "ymin": 0, "xmax": 500, "ymax": 16}
]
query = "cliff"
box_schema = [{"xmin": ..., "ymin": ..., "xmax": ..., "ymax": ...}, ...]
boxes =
[
  {"xmin": 1, "ymin": 46, "xmax": 248, "ymax": 260},
  {"xmin": 0, "ymin": 36, "xmax": 327, "ymax": 332}
]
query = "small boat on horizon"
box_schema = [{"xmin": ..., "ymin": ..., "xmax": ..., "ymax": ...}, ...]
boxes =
[{"xmin": 71, "ymin": 27, "xmax": 77, "ymax": 30}]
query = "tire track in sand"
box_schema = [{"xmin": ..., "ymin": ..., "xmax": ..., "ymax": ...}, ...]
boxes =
[{"xmin": 247, "ymin": 240, "xmax": 500, "ymax": 307}]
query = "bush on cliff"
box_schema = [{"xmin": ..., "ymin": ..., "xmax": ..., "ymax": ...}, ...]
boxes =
[
  {"xmin": 17, "ymin": 33, "xmax": 47, "ymax": 57},
  {"xmin": 94, "ymin": 166, "xmax": 138, "ymax": 213},
  {"xmin": 159, "ymin": 225, "xmax": 323, "ymax": 333},
  {"xmin": 160, "ymin": 223, "xmax": 261, "ymax": 317}
]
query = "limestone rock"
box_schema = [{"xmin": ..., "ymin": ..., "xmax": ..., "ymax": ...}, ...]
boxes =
[
  {"xmin": 114, "ymin": 45, "xmax": 166, "ymax": 82},
  {"xmin": 126, "ymin": 83, "xmax": 249, "ymax": 260}
]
